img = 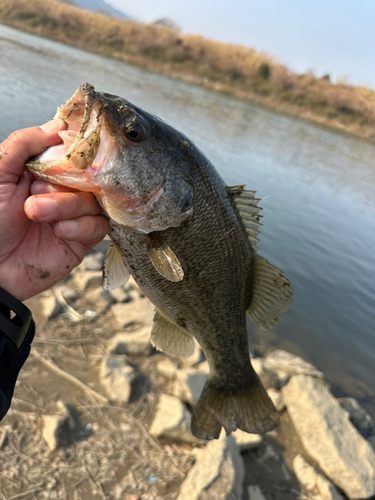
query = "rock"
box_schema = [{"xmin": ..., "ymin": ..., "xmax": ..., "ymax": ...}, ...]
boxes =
[
  {"xmin": 59, "ymin": 285, "xmax": 79, "ymax": 302},
  {"xmin": 156, "ymin": 358, "xmax": 177, "ymax": 379},
  {"xmin": 82, "ymin": 252, "xmax": 104, "ymax": 271},
  {"xmin": 247, "ymin": 485, "xmax": 266, "ymax": 500},
  {"xmin": 100, "ymin": 354, "xmax": 137, "ymax": 403},
  {"xmin": 108, "ymin": 327, "xmax": 152, "ymax": 356},
  {"xmin": 267, "ymin": 387, "xmax": 286, "ymax": 412},
  {"xmin": 24, "ymin": 291, "xmax": 61, "ymax": 325},
  {"xmin": 109, "ymin": 287, "xmax": 130, "ymax": 303},
  {"xmin": 194, "ymin": 361, "xmax": 210, "ymax": 374},
  {"xmin": 264, "ymin": 349, "xmax": 323, "ymax": 380},
  {"xmin": 293, "ymin": 455, "xmax": 343, "ymax": 500},
  {"xmin": 74, "ymin": 271, "xmax": 103, "ymax": 290},
  {"xmin": 83, "ymin": 287, "xmax": 114, "ymax": 313},
  {"xmin": 149, "ymin": 394, "xmax": 202, "ymax": 444},
  {"xmin": 177, "ymin": 432, "xmax": 244, "ymax": 500},
  {"xmin": 232, "ymin": 429, "xmax": 262, "ymax": 450},
  {"xmin": 251, "ymin": 357, "xmax": 278, "ymax": 389},
  {"xmin": 0, "ymin": 426, "xmax": 10, "ymax": 449},
  {"xmin": 173, "ymin": 369, "xmax": 207, "ymax": 404},
  {"xmin": 41, "ymin": 401, "xmax": 75, "ymax": 450},
  {"xmin": 368, "ymin": 435, "xmax": 375, "ymax": 451},
  {"xmin": 282, "ymin": 375, "xmax": 375, "ymax": 498},
  {"xmin": 338, "ymin": 397, "xmax": 375, "ymax": 437},
  {"xmin": 111, "ymin": 298, "xmax": 154, "ymax": 328}
]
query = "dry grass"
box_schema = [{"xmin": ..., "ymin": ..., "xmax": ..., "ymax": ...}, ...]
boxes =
[{"xmin": 1, "ymin": 0, "xmax": 375, "ymax": 141}]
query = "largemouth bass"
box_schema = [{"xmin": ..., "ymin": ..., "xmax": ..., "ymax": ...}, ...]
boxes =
[{"xmin": 27, "ymin": 83, "xmax": 292, "ymax": 439}]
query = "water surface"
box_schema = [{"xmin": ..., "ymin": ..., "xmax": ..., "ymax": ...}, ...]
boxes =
[{"xmin": 1, "ymin": 25, "xmax": 374, "ymax": 415}]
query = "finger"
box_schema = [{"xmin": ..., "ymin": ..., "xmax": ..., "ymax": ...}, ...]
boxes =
[
  {"xmin": 25, "ymin": 191, "xmax": 103, "ymax": 222},
  {"xmin": 30, "ymin": 180, "xmax": 79, "ymax": 195},
  {"xmin": 53, "ymin": 215, "xmax": 109, "ymax": 242},
  {"xmin": 0, "ymin": 120, "xmax": 66, "ymax": 180}
]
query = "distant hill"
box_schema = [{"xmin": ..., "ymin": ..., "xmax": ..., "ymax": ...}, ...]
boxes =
[{"xmin": 59, "ymin": 0, "xmax": 130, "ymax": 19}]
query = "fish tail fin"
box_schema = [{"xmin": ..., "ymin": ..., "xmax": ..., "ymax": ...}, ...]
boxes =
[{"xmin": 190, "ymin": 372, "xmax": 279, "ymax": 440}]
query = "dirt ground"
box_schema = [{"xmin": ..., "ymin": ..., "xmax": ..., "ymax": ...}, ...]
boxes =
[{"xmin": 0, "ymin": 267, "xmax": 326, "ymax": 500}]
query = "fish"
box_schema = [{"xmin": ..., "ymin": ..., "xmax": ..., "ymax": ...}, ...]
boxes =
[{"xmin": 26, "ymin": 83, "xmax": 292, "ymax": 440}]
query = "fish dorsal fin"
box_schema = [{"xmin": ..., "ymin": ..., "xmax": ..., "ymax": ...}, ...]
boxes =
[
  {"xmin": 147, "ymin": 234, "xmax": 184, "ymax": 282},
  {"xmin": 228, "ymin": 185, "xmax": 262, "ymax": 252},
  {"xmin": 151, "ymin": 308, "xmax": 195, "ymax": 357},
  {"xmin": 248, "ymin": 255, "xmax": 293, "ymax": 329},
  {"xmin": 102, "ymin": 242, "xmax": 130, "ymax": 291}
]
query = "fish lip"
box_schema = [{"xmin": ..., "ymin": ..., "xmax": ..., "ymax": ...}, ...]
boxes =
[{"xmin": 26, "ymin": 82, "xmax": 103, "ymax": 174}]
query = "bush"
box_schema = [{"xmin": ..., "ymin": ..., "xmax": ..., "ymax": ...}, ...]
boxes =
[{"xmin": 257, "ymin": 63, "xmax": 270, "ymax": 80}]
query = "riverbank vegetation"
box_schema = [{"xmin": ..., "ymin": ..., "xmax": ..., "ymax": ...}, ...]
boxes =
[{"xmin": 1, "ymin": 0, "xmax": 375, "ymax": 141}]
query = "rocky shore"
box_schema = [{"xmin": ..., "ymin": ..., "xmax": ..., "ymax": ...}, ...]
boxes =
[{"xmin": 0, "ymin": 248, "xmax": 374, "ymax": 500}]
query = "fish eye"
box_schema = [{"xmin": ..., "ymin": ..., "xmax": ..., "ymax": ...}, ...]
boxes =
[{"xmin": 124, "ymin": 122, "xmax": 146, "ymax": 143}]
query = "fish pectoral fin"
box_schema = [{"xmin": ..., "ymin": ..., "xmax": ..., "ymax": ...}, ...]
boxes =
[
  {"xmin": 147, "ymin": 234, "xmax": 184, "ymax": 282},
  {"xmin": 151, "ymin": 308, "xmax": 195, "ymax": 358},
  {"xmin": 228, "ymin": 184, "xmax": 263, "ymax": 253},
  {"xmin": 191, "ymin": 370, "xmax": 279, "ymax": 440},
  {"xmin": 102, "ymin": 242, "xmax": 130, "ymax": 291},
  {"xmin": 247, "ymin": 255, "xmax": 293, "ymax": 329}
]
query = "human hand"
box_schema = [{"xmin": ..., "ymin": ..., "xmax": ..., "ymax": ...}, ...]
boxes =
[{"xmin": 0, "ymin": 121, "xmax": 109, "ymax": 301}]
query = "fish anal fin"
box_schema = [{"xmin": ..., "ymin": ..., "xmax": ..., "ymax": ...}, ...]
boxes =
[
  {"xmin": 191, "ymin": 371, "xmax": 279, "ymax": 440},
  {"xmin": 147, "ymin": 234, "xmax": 184, "ymax": 282},
  {"xmin": 228, "ymin": 184, "xmax": 263, "ymax": 253},
  {"xmin": 248, "ymin": 255, "xmax": 293, "ymax": 329},
  {"xmin": 102, "ymin": 242, "xmax": 130, "ymax": 291},
  {"xmin": 151, "ymin": 309, "xmax": 195, "ymax": 358}
]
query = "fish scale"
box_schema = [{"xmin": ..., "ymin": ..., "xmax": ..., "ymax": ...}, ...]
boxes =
[{"xmin": 26, "ymin": 83, "xmax": 292, "ymax": 439}]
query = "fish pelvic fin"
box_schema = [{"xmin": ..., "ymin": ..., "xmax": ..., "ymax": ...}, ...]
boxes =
[
  {"xmin": 102, "ymin": 242, "xmax": 130, "ymax": 291},
  {"xmin": 248, "ymin": 255, "xmax": 293, "ymax": 329},
  {"xmin": 191, "ymin": 372, "xmax": 279, "ymax": 440},
  {"xmin": 151, "ymin": 308, "xmax": 195, "ymax": 358}
]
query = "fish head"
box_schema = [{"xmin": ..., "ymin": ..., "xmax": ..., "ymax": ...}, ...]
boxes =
[{"xmin": 27, "ymin": 83, "xmax": 194, "ymax": 233}]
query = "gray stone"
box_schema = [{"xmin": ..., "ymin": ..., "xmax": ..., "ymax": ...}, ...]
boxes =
[
  {"xmin": 338, "ymin": 397, "xmax": 375, "ymax": 436},
  {"xmin": 0, "ymin": 426, "xmax": 9, "ymax": 449},
  {"xmin": 109, "ymin": 287, "xmax": 129, "ymax": 303},
  {"xmin": 24, "ymin": 291, "xmax": 62, "ymax": 325},
  {"xmin": 83, "ymin": 287, "xmax": 114, "ymax": 313},
  {"xmin": 59, "ymin": 285, "xmax": 79, "ymax": 302},
  {"xmin": 267, "ymin": 387, "xmax": 286, "ymax": 412},
  {"xmin": 293, "ymin": 455, "xmax": 343, "ymax": 500},
  {"xmin": 41, "ymin": 401, "xmax": 75, "ymax": 450},
  {"xmin": 149, "ymin": 394, "xmax": 202, "ymax": 444},
  {"xmin": 156, "ymin": 358, "xmax": 177, "ymax": 379},
  {"xmin": 368, "ymin": 435, "xmax": 375, "ymax": 451},
  {"xmin": 82, "ymin": 252, "xmax": 104, "ymax": 271},
  {"xmin": 173, "ymin": 369, "xmax": 207, "ymax": 404},
  {"xmin": 74, "ymin": 271, "xmax": 103, "ymax": 290},
  {"xmin": 177, "ymin": 432, "xmax": 244, "ymax": 500},
  {"xmin": 264, "ymin": 349, "xmax": 323, "ymax": 380},
  {"xmin": 247, "ymin": 486, "xmax": 266, "ymax": 500},
  {"xmin": 251, "ymin": 357, "xmax": 279, "ymax": 389},
  {"xmin": 108, "ymin": 327, "xmax": 151, "ymax": 356},
  {"xmin": 111, "ymin": 298, "xmax": 154, "ymax": 328},
  {"xmin": 232, "ymin": 429, "xmax": 262, "ymax": 450},
  {"xmin": 99, "ymin": 354, "xmax": 137, "ymax": 403},
  {"xmin": 282, "ymin": 375, "xmax": 375, "ymax": 498}
]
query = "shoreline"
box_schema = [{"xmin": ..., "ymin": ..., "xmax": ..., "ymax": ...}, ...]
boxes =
[{"xmin": 1, "ymin": 0, "xmax": 375, "ymax": 144}]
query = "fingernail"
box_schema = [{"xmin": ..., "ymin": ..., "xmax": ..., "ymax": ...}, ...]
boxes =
[
  {"xmin": 41, "ymin": 119, "xmax": 63, "ymax": 132},
  {"xmin": 59, "ymin": 220, "xmax": 79, "ymax": 235},
  {"xmin": 31, "ymin": 180, "xmax": 55, "ymax": 195},
  {"xmin": 31, "ymin": 197, "xmax": 57, "ymax": 218}
]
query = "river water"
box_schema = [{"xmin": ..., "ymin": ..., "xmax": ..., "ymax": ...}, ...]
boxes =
[{"xmin": 1, "ymin": 25, "xmax": 374, "ymax": 415}]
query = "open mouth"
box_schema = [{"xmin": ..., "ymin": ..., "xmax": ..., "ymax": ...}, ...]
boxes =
[{"xmin": 27, "ymin": 83, "xmax": 104, "ymax": 179}]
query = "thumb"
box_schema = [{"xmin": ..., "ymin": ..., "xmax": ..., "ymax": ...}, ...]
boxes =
[{"xmin": 0, "ymin": 120, "xmax": 66, "ymax": 182}]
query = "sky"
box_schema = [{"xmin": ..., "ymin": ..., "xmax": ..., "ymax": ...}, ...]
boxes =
[{"xmin": 105, "ymin": 0, "xmax": 375, "ymax": 88}]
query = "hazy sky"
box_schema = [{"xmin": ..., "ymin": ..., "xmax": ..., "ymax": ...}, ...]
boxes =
[{"xmin": 107, "ymin": 0, "xmax": 375, "ymax": 88}]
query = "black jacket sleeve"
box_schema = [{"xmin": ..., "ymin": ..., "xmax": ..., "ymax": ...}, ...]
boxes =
[
  {"xmin": 0, "ymin": 287, "xmax": 34, "ymax": 421},
  {"xmin": 0, "ymin": 320, "xmax": 35, "ymax": 420}
]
